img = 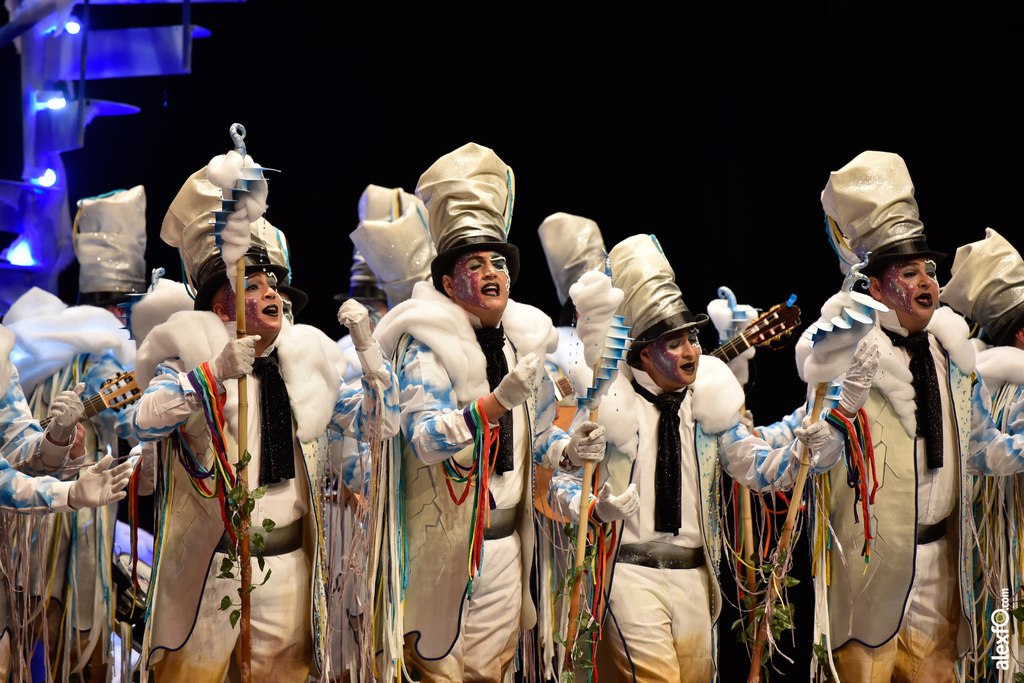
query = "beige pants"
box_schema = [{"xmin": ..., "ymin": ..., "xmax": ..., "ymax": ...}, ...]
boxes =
[
  {"xmin": 155, "ymin": 547, "xmax": 313, "ymax": 683},
  {"xmin": 832, "ymin": 537, "xmax": 959, "ymax": 682},
  {"xmin": 605, "ymin": 562, "xmax": 713, "ymax": 683},
  {"xmin": 405, "ymin": 533, "xmax": 522, "ymax": 683}
]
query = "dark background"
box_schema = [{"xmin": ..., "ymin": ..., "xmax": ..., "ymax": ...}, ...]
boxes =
[{"xmin": 3, "ymin": 2, "xmax": 1022, "ymax": 679}]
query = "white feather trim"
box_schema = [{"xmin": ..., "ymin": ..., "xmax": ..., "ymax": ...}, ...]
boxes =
[
  {"xmin": 373, "ymin": 280, "xmax": 557, "ymax": 402},
  {"xmin": 597, "ymin": 354, "xmax": 744, "ymax": 456},
  {"xmin": 4, "ymin": 287, "xmax": 135, "ymax": 394},
  {"xmin": 690, "ymin": 355, "xmax": 745, "ymax": 435},
  {"xmin": 926, "ymin": 306, "xmax": 975, "ymax": 376},
  {"xmin": 128, "ymin": 279, "xmax": 196, "ymax": 347},
  {"xmin": 135, "ymin": 313, "xmax": 341, "ymax": 442},
  {"xmin": 976, "ymin": 346, "xmax": 1024, "ymax": 387},
  {"xmin": 851, "ymin": 306, "xmax": 975, "ymax": 438},
  {"xmin": 595, "ymin": 366, "xmax": 639, "ymax": 456}
]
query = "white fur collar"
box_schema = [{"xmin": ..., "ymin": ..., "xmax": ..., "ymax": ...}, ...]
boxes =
[
  {"xmin": 868, "ymin": 306, "xmax": 975, "ymax": 437},
  {"xmin": 136, "ymin": 312, "xmax": 341, "ymax": 441},
  {"xmin": 4, "ymin": 287, "xmax": 136, "ymax": 395},
  {"xmin": 976, "ymin": 345, "xmax": 1024, "ymax": 387},
  {"xmin": 374, "ymin": 280, "xmax": 558, "ymax": 402},
  {"xmin": 598, "ymin": 355, "xmax": 744, "ymax": 454}
]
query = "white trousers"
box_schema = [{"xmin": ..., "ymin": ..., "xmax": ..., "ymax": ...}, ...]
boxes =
[
  {"xmin": 406, "ymin": 533, "xmax": 522, "ymax": 682},
  {"xmin": 605, "ymin": 562, "xmax": 713, "ymax": 683},
  {"xmin": 155, "ymin": 547, "xmax": 313, "ymax": 683}
]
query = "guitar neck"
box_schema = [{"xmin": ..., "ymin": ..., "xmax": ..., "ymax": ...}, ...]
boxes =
[
  {"xmin": 38, "ymin": 392, "xmax": 108, "ymax": 429},
  {"xmin": 709, "ymin": 334, "xmax": 752, "ymax": 364}
]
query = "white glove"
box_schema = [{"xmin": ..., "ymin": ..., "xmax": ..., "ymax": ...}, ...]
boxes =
[
  {"xmin": 593, "ymin": 482, "xmax": 639, "ymax": 523},
  {"xmin": 492, "ymin": 353, "xmax": 541, "ymax": 410},
  {"xmin": 794, "ymin": 416, "xmax": 831, "ymax": 455},
  {"xmin": 338, "ymin": 299, "xmax": 374, "ymax": 352},
  {"xmin": 209, "ymin": 336, "xmax": 259, "ymax": 382},
  {"xmin": 46, "ymin": 383, "xmax": 85, "ymax": 444},
  {"xmin": 69, "ymin": 454, "xmax": 133, "ymax": 510},
  {"xmin": 839, "ymin": 339, "xmax": 881, "ymax": 414},
  {"xmin": 739, "ymin": 409, "xmax": 755, "ymax": 433},
  {"xmin": 565, "ymin": 421, "xmax": 606, "ymax": 467}
]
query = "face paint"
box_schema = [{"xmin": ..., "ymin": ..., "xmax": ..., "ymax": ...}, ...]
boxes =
[
  {"xmin": 924, "ymin": 259, "xmax": 938, "ymax": 283},
  {"xmin": 646, "ymin": 329, "xmax": 700, "ymax": 389},
  {"xmin": 877, "ymin": 258, "xmax": 938, "ymax": 332},
  {"xmin": 450, "ymin": 251, "xmax": 509, "ymax": 309},
  {"xmin": 881, "ymin": 262, "xmax": 916, "ymax": 315},
  {"xmin": 490, "ymin": 253, "xmax": 511, "ymax": 293}
]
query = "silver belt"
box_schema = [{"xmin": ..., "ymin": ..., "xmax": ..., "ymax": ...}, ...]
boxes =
[
  {"xmin": 618, "ymin": 542, "xmax": 705, "ymax": 570},
  {"xmin": 483, "ymin": 507, "xmax": 517, "ymax": 541},
  {"xmin": 216, "ymin": 519, "xmax": 303, "ymax": 557}
]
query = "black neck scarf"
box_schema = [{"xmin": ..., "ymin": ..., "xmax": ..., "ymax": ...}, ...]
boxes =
[
  {"xmin": 884, "ymin": 329, "xmax": 944, "ymax": 469},
  {"xmin": 475, "ymin": 325, "xmax": 514, "ymax": 474},
  {"xmin": 632, "ymin": 378, "xmax": 687, "ymax": 535},
  {"xmin": 251, "ymin": 349, "xmax": 296, "ymax": 485}
]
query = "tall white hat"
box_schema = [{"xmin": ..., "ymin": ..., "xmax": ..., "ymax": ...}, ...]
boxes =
[
  {"xmin": 537, "ymin": 212, "xmax": 607, "ymax": 307},
  {"xmin": 75, "ymin": 185, "xmax": 147, "ymax": 306},
  {"xmin": 821, "ymin": 151, "xmax": 944, "ymax": 275},
  {"xmin": 416, "ymin": 143, "xmax": 519, "ymax": 291},
  {"xmin": 940, "ymin": 228, "xmax": 1024, "ymax": 346},
  {"xmin": 609, "ymin": 234, "xmax": 707, "ymax": 363},
  {"xmin": 349, "ymin": 184, "xmax": 434, "ymax": 308}
]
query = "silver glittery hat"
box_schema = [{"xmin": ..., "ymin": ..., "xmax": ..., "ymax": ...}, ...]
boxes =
[
  {"xmin": 416, "ymin": 143, "xmax": 519, "ymax": 291},
  {"xmin": 349, "ymin": 184, "xmax": 434, "ymax": 308},
  {"xmin": 537, "ymin": 212, "xmax": 607, "ymax": 306},
  {"xmin": 609, "ymin": 234, "xmax": 708, "ymax": 363},
  {"xmin": 821, "ymin": 151, "xmax": 944, "ymax": 276},
  {"xmin": 940, "ymin": 228, "xmax": 1024, "ymax": 346},
  {"xmin": 161, "ymin": 167, "xmax": 289, "ymax": 311},
  {"xmin": 252, "ymin": 217, "xmax": 307, "ymax": 315},
  {"xmin": 75, "ymin": 185, "xmax": 147, "ymax": 306}
]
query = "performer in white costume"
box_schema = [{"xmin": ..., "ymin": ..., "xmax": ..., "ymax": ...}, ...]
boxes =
[
  {"xmin": 371, "ymin": 143, "xmax": 605, "ymax": 681},
  {"xmin": 549, "ymin": 234, "xmax": 843, "ymax": 683},
  {"xmin": 133, "ymin": 164, "xmax": 400, "ymax": 682},
  {"xmin": 2, "ymin": 185, "xmax": 143, "ymax": 681},
  {"xmin": 939, "ymin": 227, "xmax": 1024, "ymax": 679},
  {"xmin": 0, "ymin": 320, "xmax": 133, "ymax": 681},
  {"xmin": 801, "ymin": 152, "xmax": 1024, "ymax": 682}
]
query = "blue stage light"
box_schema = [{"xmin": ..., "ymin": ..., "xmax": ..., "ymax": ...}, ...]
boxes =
[
  {"xmin": 65, "ymin": 20, "xmax": 81, "ymax": 35},
  {"xmin": 34, "ymin": 169, "xmax": 57, "ymax": 187},
  {"xmin": 46, "ymin": 96, "xmax": 66, "ymax": 109},
  {"xmin": 3, "ymin": 238, "xmax": 37, "ymax": 266}
]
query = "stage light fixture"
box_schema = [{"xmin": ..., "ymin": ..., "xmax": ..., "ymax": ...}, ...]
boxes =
[{"xmin": 3, "ymin": 237, "xmax": 37, "ymax": 267}]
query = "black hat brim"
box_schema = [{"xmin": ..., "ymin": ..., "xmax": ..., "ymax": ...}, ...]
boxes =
[
  {"xmin": 278, "ymin": 284, "xmax": 308, "ymax": 316},
  {"xmin": 430, "ymin": 239, "xmax": 520, "ymax": 292},
  {"xmin": 78, "ymin": 291, "xmax": 139, "ymax": 308},
  {"xmin": 860, "ymin": 236, "xmax": 946, "ymax": 277},
  {"xmin": 627, "ymin": 312, "xmax": 710, "ymax": 365},
  {"xmin": 193, "ymin": 262, "xmax": 292, "ymax": 311}
]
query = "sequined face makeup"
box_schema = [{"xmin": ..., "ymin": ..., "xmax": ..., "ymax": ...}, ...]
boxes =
[
  {"xmin": 218, "ymin": 271, "xmax": 283, "ymax": 332},
  {"xmin": 645, "ymin": 329, "xmax": 701, "ymax": 390},
  {"xmin": 445, "ymin": 250, "xmax": 510, "ymax": 326},
  {"xmin": 878, "ymin": 258, "xmax": 938, "ymax": 332}
]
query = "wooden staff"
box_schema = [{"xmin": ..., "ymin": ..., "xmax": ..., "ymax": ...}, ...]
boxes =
[
  {"xmin": 747, "ymin": 382, "xmax": 828, "ymax": 682},
  {"xmin": 564, "ymin": 407, "xmax": 598, "ymax": 671},
  {"xmin": 235, "ymin": 258, "xmax": 252, "ymax": 682},
  {"xmin": 740, "ymin": 484, "xmax": 757, "ymax": 594}
]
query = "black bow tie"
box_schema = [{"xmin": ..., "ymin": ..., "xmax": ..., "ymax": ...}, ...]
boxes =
[
  {"xmin": 884, "ymin": 329, "xmax": 943, "ymax": 469},
  {"xmin": 251, "ymin": 349, "xmax": 296, "ymax": 484},
  {"xmin": 632, "ymin": 379, "xmax": 687, "ymax": 535},
  {"xmin": 475, "ymin": 326, "xmax": 514, "ymax": 475}
]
